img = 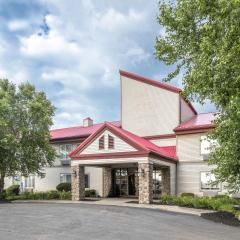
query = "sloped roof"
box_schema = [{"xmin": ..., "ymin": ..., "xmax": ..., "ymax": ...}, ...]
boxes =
[
  {"xmin": 50, "ymin": 121, "xmax": 121, "ymax": 141},
  {"xmin": 70, "ymin": 122, "xmax": 178, "ymax": 161},
  {"xmin": 174, "ymin": 112, "xmax": 216, "ymax": 132},
  {"xmin": 120, "ymin": 70, "xmax": 197, "ymax": 115}
]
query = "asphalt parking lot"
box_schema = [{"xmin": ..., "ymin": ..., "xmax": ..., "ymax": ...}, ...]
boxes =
[{"xmin": 0, "ymin": 203, "xmax": 239, "ymax": 240}]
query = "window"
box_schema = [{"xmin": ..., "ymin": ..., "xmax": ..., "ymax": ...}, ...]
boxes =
[
  {"xmin": 99, "ymin": 135, "xmax": 104, "ymax": 150},
  {"xmin": 108, "ymin": 135, "xmax": 114, "ymax": 149},
  {"xmin": 85, "ymin": 174, "xmax": 89, "ymax": 188},
  {"xmin": 24, "ymin": 175, "xmax": 35, "ymax": 188},
  {"xmin": 200, "ymin": 172, "xmax": 220, "ymax": 190},
  {"xmin": 60, "ymin": 173, "xmax": 72, "ymax": 183},
  {"xmin": 200, "ymin": 136, "xmax": 217, "ymax": 155},
  {"xmin": 12, "ymin": 175, "xmax": 21, "ymax": 185},
  {"xmin": 59, "ymin": 144, "xmax": 75, "ymax": 160}
]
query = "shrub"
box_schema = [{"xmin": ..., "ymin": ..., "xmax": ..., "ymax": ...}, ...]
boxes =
[
  {"xmin": 56, "ymin": 183, "xmax": 71, "ymax": 192},
  {"xmin": 85, "ymin": 189, "xmax": 96, "ymax": 197},
  {"xmin": 6, "ymin": 185, "xmax": 20, "ymax": 196},
  {"xmin": 181, "ymin": 193, "xmax": 195, "ymax": 197}
]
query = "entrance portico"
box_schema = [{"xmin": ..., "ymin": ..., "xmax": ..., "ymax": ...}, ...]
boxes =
[
  {"xmin": 70, "ymin": 122, "xmax": 177, "ymax": 204},
  {"xmin": 71, "ymin": 157, "xmax": 175, "ymax": 204}
]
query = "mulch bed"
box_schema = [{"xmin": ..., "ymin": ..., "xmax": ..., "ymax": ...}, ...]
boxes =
[{"xmin": 201, "ymin": 211, "xmax": 240, "ymax": 227}]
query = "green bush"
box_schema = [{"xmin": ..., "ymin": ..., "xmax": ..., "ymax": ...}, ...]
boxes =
[
  {"xmin": 6, "ymin": 185, "xmax": 20, "ymax": 196},
  {"xmin": 6, "ymin": 190, "xmax": 71, "ymax": 201},
  {"xmin": 159, "ymin": 195, "xmax": 240, "ymax": 218},
  {"xmin": 85, "ymin": 189, "xmax": 96, "ymax": 197},
  {"xmin": 181, "ymin": 193, "xmax": 195, "ymax": 197},
  {"xmin": 56, "ymin": 183, "xmax": 71, "ymax": 192}
]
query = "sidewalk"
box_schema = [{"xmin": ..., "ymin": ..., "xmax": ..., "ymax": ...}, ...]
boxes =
[{"xmin": 12, "ymin": 198, "xmax": 215, "ymax": 216}]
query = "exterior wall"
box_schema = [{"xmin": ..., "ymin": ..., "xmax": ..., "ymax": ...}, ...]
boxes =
[
  {"xmin": 177, "ymin": 162, "xmax": 226, "ymax": 196},
  {"xmin": 150, "ymin": 138, "xmax": 176, "ymax": 147},
  {"xmin": 180, "ymin": 98, "xmax": 195, "ymax": 123},
  {"xmin": 4, "ymin": 166, "xmax": 103, "ymax": 196},
  {"xmin": 177, "ymin": 133, "xmax": 225, "ymax": 196},
  {"xmin": 81, "ymin": 130, "xmax": 137, "ymax": 154},
  {"xmin": 121, "ymin": 75, "xmax": 180, "ymax": 136}
]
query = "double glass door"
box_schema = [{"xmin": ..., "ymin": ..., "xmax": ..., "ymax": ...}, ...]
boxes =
[{"xmin": 113, "ymin": 168, "xmax": 137, "ymax": 196}]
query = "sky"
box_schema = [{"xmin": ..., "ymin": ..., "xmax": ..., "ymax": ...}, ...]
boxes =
[{"xmin": 0, "ymin": 0, "xmax": 216, "ymax": 129}]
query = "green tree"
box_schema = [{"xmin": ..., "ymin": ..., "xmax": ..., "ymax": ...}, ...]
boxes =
[
  {"xmin": 155, "ymin": 0, "xmax": 240, "ymax": 192},
  {"xmin": 0, "ymin": 79, "xmax": 55, "ymax": 198}
]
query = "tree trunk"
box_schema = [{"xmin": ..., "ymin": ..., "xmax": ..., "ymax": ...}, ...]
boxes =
[{"xmin": 0, "ymin": 173, "xmax": 5, "ymax": 199}]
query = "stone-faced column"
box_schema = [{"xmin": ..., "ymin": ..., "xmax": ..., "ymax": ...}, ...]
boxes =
[
  {"xmin": 161, "ymin": 167, "xmax": 170, "ymax": 195},
  {"xmin": 71, "ymin": 165, "xmax": 85, "ymax": 201},
  {"xmin": 102, "ymin": 167, "xmax": 112, "ymax": 198},
  {"xmin": 138, "ymin": 163, "xmax": 153, "ymax": 204}
]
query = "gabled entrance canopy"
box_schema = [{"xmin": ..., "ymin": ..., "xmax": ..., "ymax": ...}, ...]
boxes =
[{"xmin": 69, "ymin": 122, "xmax": 178, "ymax": 162}]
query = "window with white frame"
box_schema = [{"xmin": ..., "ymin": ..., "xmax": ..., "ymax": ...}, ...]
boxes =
[
  {"xmin": 200, "ymin": 171, "xmax": 220, "ymax": 190},
  {"xmin": 200, "ymin": 135, "xmax": 217, "ymax": 155},
  {"xmin": 59, "ymin": 144, "xmax": 75, "ymax": 160},
  {"xmin": 60, "ymin": 173, "xmax": 72, "ymax": 183},
  {"xmin": 24, "ymin": 175, "xmax": 35, "ymax": 188}
]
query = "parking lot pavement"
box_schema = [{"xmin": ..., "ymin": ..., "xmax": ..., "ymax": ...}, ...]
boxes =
[{"xmin": 0, "ymin": 203, "xmax": 239, "ymax": 240}]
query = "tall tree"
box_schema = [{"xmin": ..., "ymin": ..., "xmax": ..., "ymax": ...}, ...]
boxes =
[
  {"xmin": 0, "ymin": 79, "xmax": 55, "ymax": 197},
  {"xmin": 155, "ymin": 0, "xmax": 240, "ymax": 192}
]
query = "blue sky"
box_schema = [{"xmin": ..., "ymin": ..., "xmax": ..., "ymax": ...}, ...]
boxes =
[{"xmin": 0, "ymin": 0, "xmax": 215, "ymax": 129}]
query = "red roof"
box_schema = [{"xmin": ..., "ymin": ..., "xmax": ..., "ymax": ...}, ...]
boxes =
[
  {"xmin": 174, "ymin": 112, "xmax": 216, "ymax": 132},
  {"xmin": 70, "ymin": 122, "xmax": 177, "ymax": 161},
  {"xmin": 50, "ymin": 121, "xmax": 121, "ymax": 141}
]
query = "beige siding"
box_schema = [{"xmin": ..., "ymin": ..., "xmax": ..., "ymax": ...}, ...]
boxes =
[
  {"xmin": 150, "ymin": 138, "xmax": 176, "ymax": 147},
  {"xmin": 4, "ymin": 166, "xmax": 103, "ymax": 196},
  {"xmin": 121, "ymin": 75, "xmax": 180, "ymax": 136},
  {"xmin": 177, "ymin": 162, "xmax": 225, "ymax": 196},
  {"xmin": 177, "ymin": 133, "xmax": 205, "ymax": 162},
  {"xmin": 81, "ymin": 130, "xmax": 137, "ymax": 154},
  {"xmin": 180, "ymin": 98, "xmax": 195, "ymax": 123}
]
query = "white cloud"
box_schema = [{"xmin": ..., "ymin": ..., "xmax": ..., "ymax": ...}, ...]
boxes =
[
  {"xmin": 96, "ymin": 8, "xmax": 145, "ymax": 31},
  {"xmin": 20, "ymin": 31, "xmax": 81, "ymax": 57},
  {"xmin": 8, "ymin": 19, "xmax": 29, "ymax": 31},
  {"xmin": 1, "ymin": 1, "xmax": 165, "ymax": 128}
]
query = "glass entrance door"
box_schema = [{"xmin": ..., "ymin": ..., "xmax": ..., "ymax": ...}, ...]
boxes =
[{"xmin": 113, "ymin": 168, "xmax": 138, "ymax": 196}]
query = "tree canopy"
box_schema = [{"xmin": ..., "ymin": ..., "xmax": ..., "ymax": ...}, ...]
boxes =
[
  {"xmin": 155, "ymin": 0, "xmax": 240, "ymax": 192},
  {"xmin": 0, "ymin": 79, "xmax": 55, "ymax": 197}
]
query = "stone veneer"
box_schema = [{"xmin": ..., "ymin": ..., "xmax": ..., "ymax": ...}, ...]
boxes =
[
  {"xmin": 161, "ymin": 167, "xmax": 170, "ymax": 195},
  {"xmin": 71, "ymin": 165, "xmax": 85, "ymax": 201},
  {"xmin": 138, "ymin": 163, "xmax": 153, "ymax": 204},
  {"xmin": 102, "ymin": 167, "xmax": 112, "ymax": 197}
]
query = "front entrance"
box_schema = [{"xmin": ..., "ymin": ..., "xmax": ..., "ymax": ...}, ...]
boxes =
[
  {"xmin": 112, "ymin": 167, "xmax": 163, "ymax": 198},
  {"xmin": 112, "ymin": 168, "xmax": 138, "ymax": 197}
]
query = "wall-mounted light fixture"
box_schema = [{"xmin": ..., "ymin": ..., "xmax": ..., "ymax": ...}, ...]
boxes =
[{"xmin": 72, "ymin": 169, "xmax": 77, "ymax": 178}]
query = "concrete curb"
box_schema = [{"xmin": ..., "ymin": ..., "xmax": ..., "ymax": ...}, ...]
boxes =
[{"xmin": 11, "ymin": 199, "xmax": 215, "ymax": 217}]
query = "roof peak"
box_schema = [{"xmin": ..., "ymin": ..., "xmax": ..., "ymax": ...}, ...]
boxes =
[{"xmin": 119, "ymin": 69, "xmax": 182, "ymax": 93}]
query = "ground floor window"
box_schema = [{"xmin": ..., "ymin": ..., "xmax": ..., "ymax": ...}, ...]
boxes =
[
  {"xmin": 24, "ymin": 175, "xmax": 35, "ymax": 188},
  {"xmin": 60, "ymin": 173, "xmax": 89, "ymax": 188},
  {"xmin": 60, "ymin": 173, "xmax": 71, "ymax": 183},
  {"xmin": 85, "ymin": 174, "xmax": 89, "ymax": 188},
  {"xmin": 200, "ymin": 171, "xmax": 220, "ymax": 190},
  {"xmin": 153, "ymin": 168, "xmax": 162, "ymax": 199}
]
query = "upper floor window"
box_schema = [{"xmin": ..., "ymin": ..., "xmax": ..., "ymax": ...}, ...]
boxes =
[
  {"xmin": 108, "ymin": 135, "xmax": 114, "ymax": 149},
  {"xmin": 200, "ymin": 171, "xmax": 220, "ymax": 190},
  {"xmin": 200, "ymin": 136, "xmax": 217, "ymax": 155},
  {"xmin": 59, "ymin": 144, "xmax": 75, "ymax": 160},
  {"xmin": 99, "ymin": 136, "xmax": 105, "ymax": 150}
]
